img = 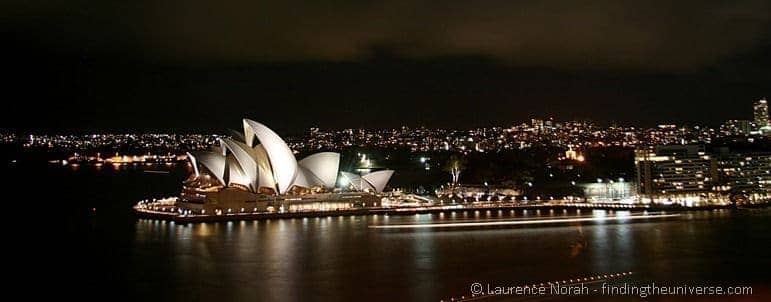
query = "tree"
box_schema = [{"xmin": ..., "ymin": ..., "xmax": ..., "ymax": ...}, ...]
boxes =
[{"xmin": 444, "ymin": 154, "xmax": 466, "ymax": 186}]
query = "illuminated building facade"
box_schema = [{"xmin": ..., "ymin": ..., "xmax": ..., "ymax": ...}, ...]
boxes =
[
  {"xmin": 635, "ymin": 145, "xmax": 722, "ymax": 205},
  {"xmin": 754, "ymin": 98, "xmax": 769, "ymax": 130},
  {"xmin": 581, "ymin": 180, "xmax": 635, "ymax": 202},
  {"xmin": 714, "ymin": 149, "xmax": 771, "ymax": 204},
  {"xmin": 179, "ymin": 119, "xmax": 394, "ymax": 214},
  {"xmin": 636, "ymin": 145, "xmax": 771, "ymax": 205}
]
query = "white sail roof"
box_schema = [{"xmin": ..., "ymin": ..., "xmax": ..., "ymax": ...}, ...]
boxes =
[
  {"xmin": 298, "ymin": 152, "xmax": 340, "ymax": 189},
  {"xmin": 225, "ymin": 155, "xmax": 251, "ymax": 187},
  {"xmin": 252, "ymin": 144, "xmax": 277, "ymax": 191},
  {"xmin": 220, "ymin": 138, "xmax": 259, "ymax": 191},
  {"xmin": 361, "ymin": 170, "xmax": 394, "ymax": 193},
  {"xmin": 191, "ymin": 152, "xmax": 227, "ymax": 186},
  {"xmin": 186, "ymin": 119, "xmax": 394, "ymax": 195},
  {"xmin": 243, "ymin": 119, "xmax": 298, "ymax": 194},
  {"xmin": 293, "ymin": 166, "xmax": 323, "ymax": 189},
  {"xmin": 186, "ymin": 152, "xmax": 200, "ymax": 177}
]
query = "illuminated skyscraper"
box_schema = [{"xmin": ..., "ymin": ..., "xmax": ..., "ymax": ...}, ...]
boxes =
[{"xmin": 754, "ymin": 98, "xmax": 769, "ymax": 129}]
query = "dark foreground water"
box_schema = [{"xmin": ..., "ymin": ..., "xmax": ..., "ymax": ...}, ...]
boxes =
[{"xmin": 5, "ymin": 154, "xmax": 771, "ymax": 301}]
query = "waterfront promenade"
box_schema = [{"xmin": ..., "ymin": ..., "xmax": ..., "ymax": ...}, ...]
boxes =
[{"xmin": 133, "ymin": 200, "xmax": 761, "ymax": 223}]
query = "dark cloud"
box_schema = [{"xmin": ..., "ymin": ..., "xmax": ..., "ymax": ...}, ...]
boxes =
[
  {"xmin": 4, "ymin": 0, "xmax": 771, "ymax": 71},
  {"xmin": 2, "ymin": 1, "xmax": 770, "ymax": 132}
]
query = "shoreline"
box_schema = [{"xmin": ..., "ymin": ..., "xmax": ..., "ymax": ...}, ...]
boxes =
[{"xmin": 133, "ymin": 202, "xmax": 770, "ymax": 223}]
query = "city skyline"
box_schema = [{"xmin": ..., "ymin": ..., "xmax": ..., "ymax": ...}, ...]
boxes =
[
  {"xmin": 2, "ymin": 97, "xmax": 769, "ymax": 134},
  {"xmin": 7, "ymin": 98, "xmax": 769, "ymax": 154}
]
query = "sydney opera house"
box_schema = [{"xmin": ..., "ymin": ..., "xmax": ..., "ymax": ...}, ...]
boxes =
[{"xmin": 178, "ymin": 119, "xmax": 394, "ymax": 214}]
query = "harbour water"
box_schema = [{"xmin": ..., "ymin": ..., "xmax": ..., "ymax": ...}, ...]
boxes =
[{"xmin": 6, "ymin": 154, "xmax": 771, "ymax": 301}]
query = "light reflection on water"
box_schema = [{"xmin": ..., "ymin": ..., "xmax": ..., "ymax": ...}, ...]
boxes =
[{"xmin": 132, "ymin": 209, "xmax": 771, "ymax": 301}]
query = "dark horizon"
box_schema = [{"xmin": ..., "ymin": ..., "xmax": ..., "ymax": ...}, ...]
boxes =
[{"xmin": 4, "ymin": 1, "xmax": 770, "ymax": 133}]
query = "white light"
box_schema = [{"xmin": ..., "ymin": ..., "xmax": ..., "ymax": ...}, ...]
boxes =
[{"xmin": 369, "ymin": 213, "xmax": 681, "ymax": 229}]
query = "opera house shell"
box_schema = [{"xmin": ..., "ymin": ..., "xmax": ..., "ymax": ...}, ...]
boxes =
[{"xmin": 182, "ymin": 119, "xmax": 393, "ymax": 213}]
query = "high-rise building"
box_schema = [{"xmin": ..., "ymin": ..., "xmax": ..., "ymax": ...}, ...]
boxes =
[
  {"xmin": 635, "ymin": 145, "xmax": 721, "ymax": 205},
  {"xmin": 753, "ymin": 98, "xmax": 769, "ymax": 129}
]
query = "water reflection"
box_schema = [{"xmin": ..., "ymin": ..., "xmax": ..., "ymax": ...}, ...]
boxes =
[
  {"xmin": 131, "ymin": 209, "xmax": 771, "ymax": 301},
  {"xmin": 569, "ymin": 226, "xmax": 587, "ymax": 258}
]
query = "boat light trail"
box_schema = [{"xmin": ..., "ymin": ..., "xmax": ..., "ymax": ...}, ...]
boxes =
[{"xmin": 369, "ymin": 213, "xmax": 681, "ymax": 229}]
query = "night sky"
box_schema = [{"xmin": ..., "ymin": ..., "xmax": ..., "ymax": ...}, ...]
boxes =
[{"xmin": 3, "ymin": 0, "xmax": 770, "ymax": 133}]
